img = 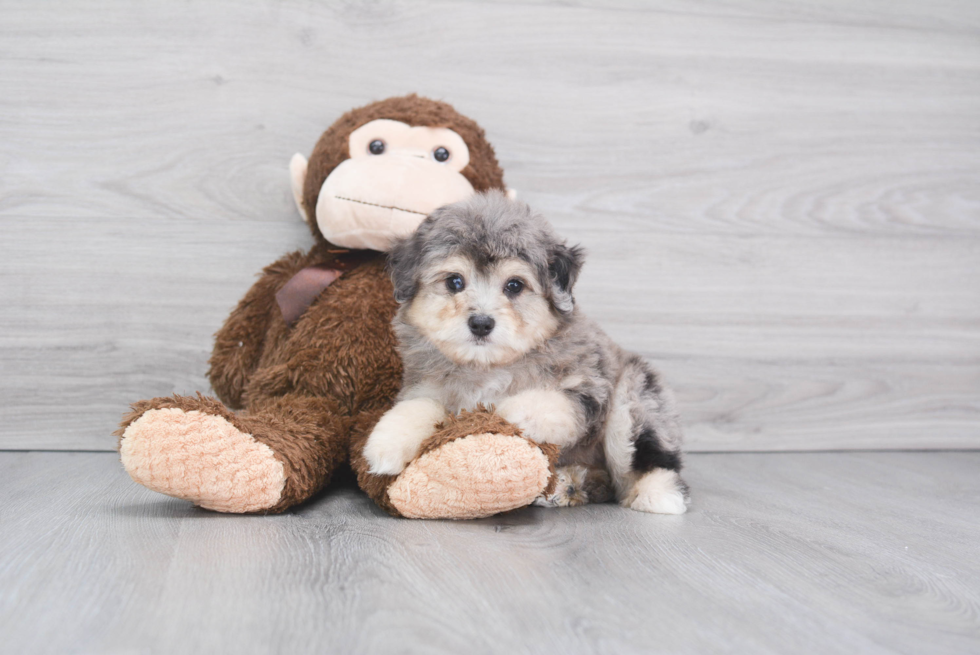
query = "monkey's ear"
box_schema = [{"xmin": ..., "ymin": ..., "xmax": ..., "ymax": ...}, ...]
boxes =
[
  {"xmin": 289, "ymin": 153, "xmax": 310, "ymax": 225},
  {"xmin": 548, "ymin": 243, "xmax": 585, "ymax": 314},
  {"xmin": 387, "ymin": 228, "xmax": 427, "ymax": 303},
  {"xmin": 506, "ymin": 188, "xmax": 517, "ymax": 200}
]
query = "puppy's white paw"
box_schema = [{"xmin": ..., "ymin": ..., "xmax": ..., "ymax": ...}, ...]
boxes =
[
  {"xmin": 364, "ymin": 398, "xmax": 447, "ymax": 476},
  {"xmin": 624, "ymin": 468, "xmax": 689, "ymax": 515},
  {"xmin": 364, "ymin": 426, "xmax": 415, "ymax": 476},
  {"xmin": 631, "ymin": 488, "xmax": 687, "ymax": 515},
  {"xmin": 497, "ymin": 389, "xmax": 580, "ymax": 447}
]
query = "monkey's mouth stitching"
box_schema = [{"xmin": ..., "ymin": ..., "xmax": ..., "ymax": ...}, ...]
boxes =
[{"xmin": 335, "ymin": 196, "xmax": 426, "ymax": 216}]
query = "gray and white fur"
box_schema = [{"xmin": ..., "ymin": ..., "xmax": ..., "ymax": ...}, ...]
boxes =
[{"xmin": 363, "ymin": 191, "xmax": 689, "ymax": 514}]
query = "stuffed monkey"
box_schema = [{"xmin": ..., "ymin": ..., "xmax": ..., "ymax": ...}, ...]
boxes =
[{"xmin": 116, "ymin": 95, "xmax": 557, "ymax": 518}]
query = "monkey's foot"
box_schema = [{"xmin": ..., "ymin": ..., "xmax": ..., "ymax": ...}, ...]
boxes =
[
  {"xmin": 388, "ymin": 433, "xmax": 552, "ymax": 519},
  {"xmin": 119, "ymin": 405, "xmax": 286, "ymax": 513},
  {"xmin": 385, "ymin": 408, "xmax": 558, "ymax": 519}
]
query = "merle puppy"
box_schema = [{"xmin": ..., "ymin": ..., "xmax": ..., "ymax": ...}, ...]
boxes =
[{"xmin": 363, "ymin": 191, "xmax": 688, "ymax": 514}]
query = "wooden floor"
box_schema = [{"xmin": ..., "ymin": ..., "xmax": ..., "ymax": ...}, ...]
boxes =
[{"xmin": 1, "ymin": 451, "xmax": 977, "ymax": 654}]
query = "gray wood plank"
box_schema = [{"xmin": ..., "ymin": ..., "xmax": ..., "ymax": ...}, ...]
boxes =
[
  {"xmin": 1, "ymin": 0, "xmax": 978, "ymax": 450},
  {"xmin": 1, "ymin": 451, "xmax": 978, "ymax": 654}
]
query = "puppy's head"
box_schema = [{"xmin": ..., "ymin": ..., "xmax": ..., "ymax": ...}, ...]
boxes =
[{"xmin": 389, "ymin": 191, "xmax": 584, "ymax": 367}]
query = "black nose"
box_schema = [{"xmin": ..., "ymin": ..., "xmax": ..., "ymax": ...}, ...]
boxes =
[{"xmin": 468, "ymin": 314, "xmax": 495, "ymax": 337}]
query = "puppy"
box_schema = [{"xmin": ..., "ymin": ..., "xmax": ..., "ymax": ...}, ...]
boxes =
[{"xmin": 364, "ymin": 191, "xmax": 689, "ymax": 514}]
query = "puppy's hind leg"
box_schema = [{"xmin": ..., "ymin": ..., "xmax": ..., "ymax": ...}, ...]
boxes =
[
  {"xmin": 533, "ymin": 465, "xmax": 614, "ymax": 508},
  {"xmin": 603, "ymin": 357, "xmax": 689, "ymax": 515}
]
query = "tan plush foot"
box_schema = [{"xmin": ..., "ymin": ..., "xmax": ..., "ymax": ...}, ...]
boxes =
[
  {"xmin": 387, "ymin": 433, "xmax": 551, "ymax": 520},
  {"xmin": 120, "ymin": 408, "xmax": 286, "ymax": 513}
]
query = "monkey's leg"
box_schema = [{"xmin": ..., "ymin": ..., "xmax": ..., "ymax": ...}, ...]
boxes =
[
  {"xmin": 116, "ymin": 394, "xmax": 348, "ymax": 513},
  {"xmin": 350, "ymin": 407, "xmax": 560, "ymax": 519}
]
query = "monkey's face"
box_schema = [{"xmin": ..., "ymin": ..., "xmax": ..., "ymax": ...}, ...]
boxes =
[{"xmin": 294, "ymin": 119, "xmax": 476, "ymax": 251}]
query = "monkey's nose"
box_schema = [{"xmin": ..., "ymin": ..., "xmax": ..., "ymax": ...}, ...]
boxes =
[{"xmin": 468, "ymin": 314, "xmax": 495, "ymax": 337}]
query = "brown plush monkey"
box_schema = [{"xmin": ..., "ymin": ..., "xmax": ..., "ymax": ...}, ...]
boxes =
[{"xmin": 116, "ymin": 95, "xmax": 557, "ymax": 518}]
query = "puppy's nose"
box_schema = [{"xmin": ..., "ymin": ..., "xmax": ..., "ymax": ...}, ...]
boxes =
[{"xmin": 468, "ymin": 314, "xmax": 495, "ymax": 337}]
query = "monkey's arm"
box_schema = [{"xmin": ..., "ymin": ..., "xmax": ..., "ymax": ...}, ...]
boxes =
[{"xmin": 207, "ymin": 249, "xmax": 314, "ymax": 409}]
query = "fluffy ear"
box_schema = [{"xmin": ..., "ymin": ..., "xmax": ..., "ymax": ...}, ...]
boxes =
[
  {"xmin": 289, "ymin": 153, "xmax": 310, "ymax": 224},
  {"xmin": 387, "ymin": 227, "xmax": 427, "ymax": 303},
  {"xmin": 548, "ymin": 243, "xmax": 585, "ymax": 314}
]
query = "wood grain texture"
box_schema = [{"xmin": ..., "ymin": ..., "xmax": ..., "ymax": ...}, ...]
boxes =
[
  {"xmin": 1, "ymin": 0, "xmax": 978, "ymax": 450},
  {"xmin": 1, "ymin": 451, "xmax": 978, "ymax": 654}
]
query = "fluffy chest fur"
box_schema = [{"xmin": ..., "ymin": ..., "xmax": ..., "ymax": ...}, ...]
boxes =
[
  {"xmin": 397, "ymin": 354, "xmax": 523, "ymax": 413},
  {"xmin": 395, "ymin": 323, "xmax": 604, "ymax": 417},
  {"xmin": 433, "ymin": 367, "xmax": 515, "ymax": 413}
]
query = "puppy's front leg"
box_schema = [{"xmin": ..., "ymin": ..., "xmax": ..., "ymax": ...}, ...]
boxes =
[
  {"xmin": 364, "ymin": 398, "xmax": 448, "ymax": 475},
  {"xmin": 497, "ymin": 389, "xmax": 582, "ymax": 447}
]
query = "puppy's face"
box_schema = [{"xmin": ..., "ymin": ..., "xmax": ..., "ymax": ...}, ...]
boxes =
[
  {"xmin": 389, "ymin": 192, "xmax": 585, "ymax": 368},
  {"xmin": 405, "ymin": 254, "xmax": 560, "ymax": 367}
]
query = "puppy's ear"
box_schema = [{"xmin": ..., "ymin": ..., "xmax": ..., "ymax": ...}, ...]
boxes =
[
  {"xmin": 388, "ymin": 217, "xmax": 432, "ymax": 302},
  {"xmin": 548, "ymin": 242, "xmax": 585, "ymax": 314},
  {"xmin": 387, "ymin": 230, "xmax": 426, "ymax": 303}
]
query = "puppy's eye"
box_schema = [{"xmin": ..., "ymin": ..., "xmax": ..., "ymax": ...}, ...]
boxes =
[
  {"xmin": 446, "ymin": 274, "xmax": 465, "ymax": 293},
  {"xmin": 504, "ymin": 278, "xmax": 524, "ymax": 296},
  {"xmin": 368, "ymin": 139, "xmax": 385, "ymax": 155},
  {"xmin": 433, "ymin": 146, "xmax": 450, "ymax": 162}
]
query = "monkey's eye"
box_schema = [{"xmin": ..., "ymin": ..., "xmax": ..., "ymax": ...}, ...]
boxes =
[
  {"xmin": 433, "ymin": 146, "xmax": 450, "ymax": 163},
  {"xmin": 504, "ymin": 278, "xmax": 525, "ymax": 296},
  {"xmin": 368, "ymin": 140, "xmax": 385, "ymax": 155},
  {"xmin": 446, "ymin": 274, "xmax": 465, "ymax": 294}
]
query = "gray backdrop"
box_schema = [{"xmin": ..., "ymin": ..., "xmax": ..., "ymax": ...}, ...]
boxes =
[{"xmin": 2, "ymin": 0, "xmax": 978, "ymax": 451}]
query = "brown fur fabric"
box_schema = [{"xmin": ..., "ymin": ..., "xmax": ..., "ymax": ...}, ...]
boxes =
[
  {"xmin": 118, "ymin": 242, "xmax": 554, "ymax": 515},
  {"xmin": 207, "ymin": 250, "xmax": 311, "ymax": 409},
  {"xmin": 118, "ymin": 97, "xmax": 553, "ymax": 517},
  {"xmin": 116, "ymin": 391, "xmax": 348, "ymax": 513},
  {"xmin": 349, "ymin": 407, "xmax": 401, "ymax": 515},
  {"xmin": 119, "ymin": 246, "xmax": 400, "ymax": 513},
  {"xmin": 303, "ymin": 94, "xmax": 506, "ymax": 245}
]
